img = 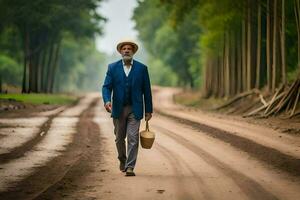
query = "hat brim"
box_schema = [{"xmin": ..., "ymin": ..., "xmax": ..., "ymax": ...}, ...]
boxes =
[{"xmin": 117, "ymin": 41, "xmax": 138, "ymax": 54}]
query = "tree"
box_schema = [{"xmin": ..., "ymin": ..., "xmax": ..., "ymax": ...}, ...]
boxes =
[
  {"xmin": 0, "ymin": 0, "xmax": 105, "ymax": 93},
  {"xmin": 134, "ymin": 0, "xmax": 299, "ymax": 102},
  {"xmin": 133, "ymin": 0, "xmax": 202, "ymax": 88}
]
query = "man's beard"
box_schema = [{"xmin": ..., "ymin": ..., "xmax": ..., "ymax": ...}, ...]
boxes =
[{"xmin": 122, "ymin": 55, "xmax": 132, "ymax": 62}]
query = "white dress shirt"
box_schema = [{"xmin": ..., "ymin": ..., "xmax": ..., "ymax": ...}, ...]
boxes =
[{"xmin": 122, "ymin": 60, "xmax": 133, "ymax": 77}]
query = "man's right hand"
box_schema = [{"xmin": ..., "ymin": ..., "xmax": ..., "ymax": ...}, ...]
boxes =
[{"xmin": 104, "ymin": 102, "xmax": 112, "ymax": 113}]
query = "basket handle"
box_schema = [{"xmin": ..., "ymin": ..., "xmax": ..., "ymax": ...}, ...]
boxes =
[{"xmin": 146, "ymin": 120, "xmax": 150, "ymax": 131}]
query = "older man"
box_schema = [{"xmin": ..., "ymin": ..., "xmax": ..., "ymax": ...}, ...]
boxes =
[{"xmin": 102, "ymin": 39, "xmax": 153, "ymax": 176}]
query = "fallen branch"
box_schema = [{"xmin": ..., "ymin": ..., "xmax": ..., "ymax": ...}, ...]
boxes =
[
  {"xmin": 244, "ymin": 91, "xmax": 285, "ymax": 117},
  {"xmin": 285, "ymin": 94, "xmax": 294, "ymax": 113},
  {"xmin": 243, "ymin": 104, "xmax": 268, "ymax": 117},
  {"xmin": 229, "ymin": 97, "xmax": 261, "ymax": 115},
  {"xmin": 259, "ymin": 94, "xmax": 267, "ymax": 106},
  {"xmin": 274, "ymin": 80, "xmax": 300, "ymax": 115},
  {"xmin": 213, "ymin": 89, "xmax": 260, "ymax": 110},
  {"xmin": 263, "ymin": 92, "xmax": 286, "ymax": 117},
  {"xmin": 264, "ymin": 85, "xmax": 284, "ymax": 114},
  {"xmin": 290, "ymin": 87, "xmax": 300, "ymax": 116}
]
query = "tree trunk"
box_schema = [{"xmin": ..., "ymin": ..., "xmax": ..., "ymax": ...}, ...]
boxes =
[
  {"xmin": 189, "ymin": 74, "xmax": 194, "ymax": 89},
  {"xmin": 42, "ymin": 43, "xmax": 52, "ymax": 93},
  {"xmin": 298, "ymin": 0, "xmax": 300, "ymax": 73},
  {"xmin": 28, "ymin": 33, "xmax": 39, "ymax": 93},
  {"xmin": 28, "ymin": 47, "xmax": 33, "ymax": 93},
  {"xmin": 49, "ymin": 41, "xmax": 61, "ymax": 93},
  {"xmin": 247, "ymin": 1, "xmax": 252, "ymax": 91},
  {"xmin": 215, "ymin": 52, "xmax": 225, "ymax": 97},
  {"xmin": 242, "ymin": 18, "xmax": 247, "ymax": 92},
  {"xmin": 32, "ymin": 36, "xmax": 45, "ymax": 93},
  {"xmin": 203, "ymin": 58, "xmax": 211, "ymax": 97},
  {"xmin": 209, "ymin": 58, "xmax": 213, "ymax": 97},
  {"xmin": 256, "ymin": 1, "xmax": 262, "ymax": 89},
  {"xmin": 36, "ymin": 49, "xmax": 44, "ymax": 93},
  {"xmin": 213, "ymin": 57, "xmax": 217, "ymax": 97},
  {"xmin": 280, "ymin": 0, "xmax": 286, "ymax": 84},
  {"xmin": 22, "ymin": 27, "xmax": 29, "ymax": 93},
  {"xmin": 32, "ymin": 49, "xmax": 40, "ymax": 93},
  {"xmin": 237, "ymin": 25, "xmax": 242, "ymax": 93},
  {"xmin": 0, "ymin": 75, "xmax": 2, "ymax": 93},
  {"xmin": 213, "ymin": 56, "xmax": 219, "ymax": 97},
  {"xmin": 230, "ymin": 30, "xmax": 237, "ymax": 95},
  {"xmin": 295, "ymin": 0, "xmax": 300, "ymax": 71},
  {"xmin": 272, "ymin": 0, "xmax": 278, "ymax": 92},
  {"xmin": 267, "ymin": 0, "xmax": 272, "ymax": 92},
  {"xmin": 225, "ymin": 31, "xmax": 230, "ymax": 97},
  {"xmin": 217, "ymin": 38, "xmax": 223, "ymax": 97},
  {"xmin": 46, "ymin": 42, "xmax": 55, "ymax": 93},
  {"xmin": 39, "ymin": 48, "xmax": 46, "ymax": 93}
]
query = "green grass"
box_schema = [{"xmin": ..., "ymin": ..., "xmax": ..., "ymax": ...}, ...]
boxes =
[{"xmin": 0, "ymin": 93, "xmax": 78, "ymax": 105}]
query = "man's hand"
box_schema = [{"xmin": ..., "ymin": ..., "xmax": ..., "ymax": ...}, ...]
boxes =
[
  {"xmin": 104, "ymin": 102, "xmax": 112, "ymax": 113},
  {"xmin": 145, "ymin": 113, "xmax": 152, "ymax": 121}
]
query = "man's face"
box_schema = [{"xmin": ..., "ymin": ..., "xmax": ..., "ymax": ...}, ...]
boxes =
[{"xmin": 120, "ymin": 44, "xmax": 134, "ymax": 61}]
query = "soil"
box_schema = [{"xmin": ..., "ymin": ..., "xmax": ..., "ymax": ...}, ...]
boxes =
[
  {"xmin": 173, "ymin": 88, "xmax": 300, "ymax": 135},
  {"xmin": 0, "ymin": 89, "xmax": 299, "ymax": 200},
  {"xmin": 0, "ymin": 99, "xmax": 60, "ymax": 119}
]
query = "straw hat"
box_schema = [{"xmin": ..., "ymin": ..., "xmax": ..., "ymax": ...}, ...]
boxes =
[{"xmin": 116, "ymin": 38, "xmax": 139, "ymax": 54}]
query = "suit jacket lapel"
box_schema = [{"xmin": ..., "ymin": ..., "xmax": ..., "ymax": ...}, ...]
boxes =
[
  {"xmin": 130, "ymin": 59, "xmax": 136, "ymax": 78},
  {"xmin": 115, "ymin": 60, "xmax": 125, "ymax": 85}
]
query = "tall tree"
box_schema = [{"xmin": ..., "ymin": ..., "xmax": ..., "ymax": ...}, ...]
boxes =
[
  {"xmin": 281, "ymin": 0, "xmax": 286, "ymax": 84},
  {"xmin": 133, "ymin": 0, "xmax": 300, "ymax": 100},
  {"xmin": 256, "ymin": 0, "xmax": 262, "ymax": 89},
  {"xmin": 0, "ymin": 0, "xmax": 105, "ymax": 93}
]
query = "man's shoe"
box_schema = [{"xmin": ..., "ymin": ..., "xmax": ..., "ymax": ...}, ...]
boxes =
[
  {"xmin": 119, "ymin": 162, "xmax": 125, "ymax": 172},
  {"xmin": 125, "ymin": 168, "xmax": 135, "ymax": 176}
]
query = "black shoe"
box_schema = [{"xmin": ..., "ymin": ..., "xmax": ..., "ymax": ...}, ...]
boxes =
[
  {"xmin": 119, "ymin": 162, "xmax": 125, "ymax": 172},
  {"xmin": 125, "ymin": 168, "xmax": 135, "ymax": 176}
]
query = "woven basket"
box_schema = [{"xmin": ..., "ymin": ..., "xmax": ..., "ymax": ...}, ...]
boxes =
[{"xmin": 140, "ymin": 121, "xmax": 155, "ymax": 149}]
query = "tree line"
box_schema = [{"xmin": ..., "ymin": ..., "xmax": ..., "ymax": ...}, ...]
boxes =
[
  {"xmin": 133, "ymin": 0, "xmax": 300, "ymax": 97},
  {"xmin": 0, "ymin": 0, "xmax": 106, "ymax": 93}
]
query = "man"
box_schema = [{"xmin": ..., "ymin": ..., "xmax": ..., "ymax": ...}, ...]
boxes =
[{"xmin": 102, "ymin": 39, "xmax": 153, "ymax": 176}]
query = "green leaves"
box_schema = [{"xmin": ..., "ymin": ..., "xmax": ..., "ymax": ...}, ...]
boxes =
[
  {"xmin": 0, "ymin": 0, "xmax": 105, "ymax": 43},
  {"xmin": 133, "ymin": 0, "xmax": 202, "ymax": 88},
  {"xmin": 0, "ymin": 0, "xmax": 106, "ymax": 93},
  {"xmin": 56, "ymin": 35, "xmax": 106, "ymax": 92},
  {"xmin": 0, "ymin": 54, "xmax": 22, "ymax": 85}
]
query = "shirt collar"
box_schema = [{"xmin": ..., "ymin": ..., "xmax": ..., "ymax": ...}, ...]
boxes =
[{"xmin": 122, "ymin": 59, "xmax": 133, "ymax": 67}]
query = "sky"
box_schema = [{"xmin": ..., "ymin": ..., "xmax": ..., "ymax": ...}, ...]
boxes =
[{"xmin": 96, "ymin": 0, "xmax": 138, "ymax": 55}]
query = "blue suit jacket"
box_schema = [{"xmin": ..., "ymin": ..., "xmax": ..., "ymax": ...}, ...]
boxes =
[{"xmin": 102, "ymin": 59, "xmax": 153, "ymax": 120}]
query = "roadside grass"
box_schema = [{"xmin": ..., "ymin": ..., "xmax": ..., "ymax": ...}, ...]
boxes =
[
  {"xmin": 174, "ymin": 90, "xmax": 226, "ymax": 110},
  {"xmin": 0, "ymin": 93, "xmax": 78, "ymax": 105}
]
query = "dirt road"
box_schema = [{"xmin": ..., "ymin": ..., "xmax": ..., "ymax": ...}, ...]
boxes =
[{"xmin": 0, "ymin": 88, "xmax": 299, "ymax": 200}]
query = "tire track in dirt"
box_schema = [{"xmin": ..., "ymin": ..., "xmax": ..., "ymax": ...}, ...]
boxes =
[
  {"xmin": 0, "ymin": 106, "xmax": 67, "ymax": 164},
  {"xmin": 155, "ymin": 143, "xmax": 213, "ymax": 200},
  {"xmin": 0, "ymin": 97, "xmax": 100, "ymax": 200},
  {"xmin": 156, "ymin": 111, "xmax": 300, "ymax": 177},
  {"xmin": 153, "ymin": 125, "xmax": 279, "ymax": 200},
  {"xmin": 33, "ymin": 97, "xmax": 103, "ymax": 200}
]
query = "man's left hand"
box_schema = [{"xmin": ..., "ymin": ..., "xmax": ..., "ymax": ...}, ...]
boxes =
[{"xmin": 145, "ymin": 113, "xmax": 152, "ymax": 121}]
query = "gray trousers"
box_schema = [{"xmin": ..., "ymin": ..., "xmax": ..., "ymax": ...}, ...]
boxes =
[{"xmin": 113, "ymin": 106, "xmax": 140, "ymax": 170}]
